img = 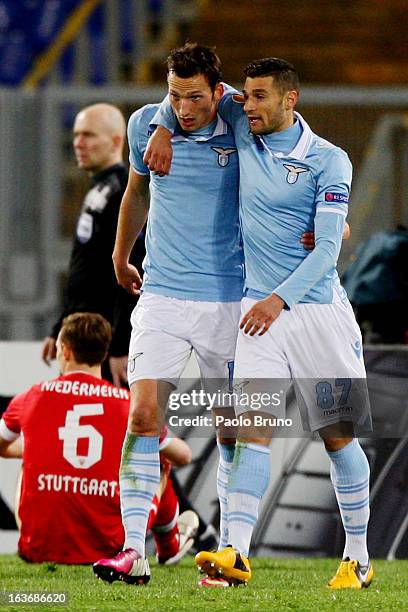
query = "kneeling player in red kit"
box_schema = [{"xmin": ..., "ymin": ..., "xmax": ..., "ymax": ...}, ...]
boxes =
[{"xmin": 0, "ymin": 312, "xmax": 197, "ymax": 568}]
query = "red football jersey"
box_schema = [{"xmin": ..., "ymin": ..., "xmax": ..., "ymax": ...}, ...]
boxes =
[{"xmin": 1, "ymin": 372, "xmax": 131, "ymax": 564}]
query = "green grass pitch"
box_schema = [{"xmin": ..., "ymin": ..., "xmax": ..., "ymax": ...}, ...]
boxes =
[{"xmin": 1, "ymin": 555, "xmax": 407, "ymax": 611}]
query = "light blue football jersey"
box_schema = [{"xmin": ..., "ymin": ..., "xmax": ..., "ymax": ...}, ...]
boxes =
[
  {"xmin": 128, "ymin": 104, "xmax": 243, "ymax": 301},
  {"xmin": 217, "ymin": 96, "xmax": 351, "ymax": 307}
]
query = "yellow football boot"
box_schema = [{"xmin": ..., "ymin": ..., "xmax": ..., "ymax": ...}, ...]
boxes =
[
  {"xmin": 327, "ymin": 558, "xmax": 374, "ymax": 589},
  {"xmin": 195, "ymin": 546, "xmax": 251, "ymax": 585}
]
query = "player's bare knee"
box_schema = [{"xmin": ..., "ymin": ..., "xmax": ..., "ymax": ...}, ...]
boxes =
[
  {"xmin": 320, "ymin": 422, "xmax": 354, "ymax": 452},
  {"xmin": 237, "ymin": 410, "xmax": 273, "ymax": 445},
  {"xmin": 128, "ymin": 414, "xmax": 158, "ymax": 435},
  {"xmin": 217, "ymin": 435, "xmax": 237, "ymax": 445},
  {"xmin": 127, "ymin": 380, "xmax": 167, "ymax": 434},
  {"xmin": 177, "ymin": 446, "xmax": 192, "ymax": 465},
  {"xmin": 213, "ymin": 406, "xmax": 237, "ymax": 443},
  {"xmin": 322, "ymin": 436, "xmax": 354, "ymax": 453},
  {"xmin": 128, "ymin": 397, "xmax": 160, "ymax": 435}
]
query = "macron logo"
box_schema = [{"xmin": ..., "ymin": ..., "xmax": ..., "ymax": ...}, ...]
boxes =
[{"xmin": 325, "ymin": 192, "xmax": 349, "ymax": 204}]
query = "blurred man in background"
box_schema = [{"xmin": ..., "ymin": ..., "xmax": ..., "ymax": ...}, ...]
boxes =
[
  {"xmin": 0, "ymin": 312, "xmax": 197, "ymax": 566},
  {"xmin": 41, "ymin": 103, "xmax": 145, "ymax": 387}
]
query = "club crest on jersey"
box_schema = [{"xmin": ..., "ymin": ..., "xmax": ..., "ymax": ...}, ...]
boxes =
[
  {"xmin": 283, "ymin": 164, "xmax": 308, "ymax": 184},
  {"xmin": 211, "ymin": 146, "xmax": 237, "ymax": 167},
  {"xmin": 325, "ymin": 192, "xmax": 349, "ymax": 203}
]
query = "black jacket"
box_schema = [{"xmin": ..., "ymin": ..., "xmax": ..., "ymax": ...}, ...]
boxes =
[{"xmin": 50, "ymin": 163, "xmax": 145, "ymax": 356}]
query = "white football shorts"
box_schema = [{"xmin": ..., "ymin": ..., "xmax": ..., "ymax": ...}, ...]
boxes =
[
  {"xmin": 234, "ymin": 293, "xmax": 372, "ymax": 433},
  {"xmin": 128, "ymin": 292, "xmax": 240, "ymax": 390}
]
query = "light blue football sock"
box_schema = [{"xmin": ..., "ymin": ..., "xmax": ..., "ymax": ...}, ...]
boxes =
[
  {"xmin": 216, "ymin": 441, "xmax": 235, "ymax": 550},
  {"xmin": 227, "ymin": 441, "xmax": 270, "ymax": 557},
  {"xmin": 328, "ymin": 438, "xmax": 370, "ymax": 565},
  {"xmin": 119, "ymin": 433, "xmax": 160, "ymax": 557}
]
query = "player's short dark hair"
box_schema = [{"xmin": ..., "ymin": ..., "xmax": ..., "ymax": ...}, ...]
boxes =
[
  {"xmin": 166, "ymin": 42, "xmax": 222, "ymax": 91},
  {"xmin": 244, "ymin": 58, "xmax": 300, "ymax": 94},
  {"xmin": 60, "ymin": 312, "xmax": 111, "ymax": 366}
]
